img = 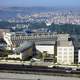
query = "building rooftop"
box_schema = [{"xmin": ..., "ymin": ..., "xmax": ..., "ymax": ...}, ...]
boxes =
[
  {"xmin": 57, "ymin": 34, "xmax": 70, "ymax": 41},
  {"xmin": 57, "ymin": 40, "xmax": 73, "ymax": 47},
  {"xmin": 35, "ymin": 41, "xmax": 56, "ymax": 45}
]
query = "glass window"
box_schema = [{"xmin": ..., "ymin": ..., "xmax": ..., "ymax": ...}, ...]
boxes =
[
  {"xmin": 64, "ymin": 52, "xmax": 67, "ymax": 54},
  {"xmin": 58, "ymin": 52, "xmax": 62, "ymax": 54},
  {"xmin": 69, "ymin": 48, "xmax": 72, "ymax": 51},
  {"xmin": 64, "ymin": 48, "xmax": 67, "ymax": 51},
  {"xmin": 59, "ymin": 48, "xmax": 62, "ymax": 50}
]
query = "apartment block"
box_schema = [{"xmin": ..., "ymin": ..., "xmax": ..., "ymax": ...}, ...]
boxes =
[{"xmin": 57, "ymin": 41, "xmax": 74, "ymax": 64}]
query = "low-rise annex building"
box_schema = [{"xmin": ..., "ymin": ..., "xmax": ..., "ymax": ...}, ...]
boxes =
[
  {"xmin": 36, "ymin": 41, "xmax": 56, "ymax": 55},
  {"xmin": 35, "ymin": 40, "xmax": 56, "ymax": 61},
  {"xmin": 8, "ymin": 41, "xmax": 35, "ymax": 60}
]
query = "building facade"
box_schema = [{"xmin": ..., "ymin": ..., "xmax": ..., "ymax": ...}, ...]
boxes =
[{"xmin": 57, "ymin": 41, "xmax": 74, "ymax": 64}]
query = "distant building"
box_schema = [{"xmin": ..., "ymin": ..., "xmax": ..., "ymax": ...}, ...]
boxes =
[
  {"xmin": 0, "ymin": 29, "xmax": 10, "ymax": 39},
  {"xmin": 46, "ymin": 22, "xmax": 52, "ymax": 26},
  {"xmin": 57, "ymin": 40, "xmax": 74, "ymax": 64}
]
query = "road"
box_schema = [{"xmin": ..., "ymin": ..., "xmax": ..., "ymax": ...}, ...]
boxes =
[{"xmin": 0, "ymin": 72, "xmax": 80, "ymax": 80}]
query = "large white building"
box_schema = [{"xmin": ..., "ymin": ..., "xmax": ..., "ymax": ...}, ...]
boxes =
[
  {"xmin": 35, "ymin": 41, "xmax": 56, "ymax": 56},
  {"xmin": 57, "ymin": 41, "xmax": 74, "ymax": 65},
  {"xmin": 10, "ymin": 32, "xmax": 57, "ymax": 47}
]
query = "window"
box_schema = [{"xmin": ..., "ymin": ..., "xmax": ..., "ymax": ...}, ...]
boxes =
[
  {"xmin": 58, "ymin": 56, "xmax": 62, "ymax": 58},
  {"xmin": 69, "ymin": 48, "xmax": 72, "ymax": 51},
  {"xmin": 64, "ymin": 52, "xmax": 67, "ymax": 54},
  {"xmin": 63, "ymin": 56, "xmax": 67, "ymax": 58},
  {"xmin": 58, "ymin": 48, "xmax": 62, "ymax": 51},
  {"xmin": 58, "ymin": 52, "xmax": 62, "ymax": 54},
  {"xmin": 64, "ymin": 48, "xmax": 67, "ymax": 51},
  {"xmin": 64, "ymin": 60, "xmax": 67, "ymax": 62},
  {"xmin": 69, "ymin": 56, "xmax": 73, "ymax": 58},
  {"xmin": 69, "ymin": 52, "xmax": 73, "ymax": 54}
]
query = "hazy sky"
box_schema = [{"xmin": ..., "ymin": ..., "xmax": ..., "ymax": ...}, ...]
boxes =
[{"xmin": 0, "ymin": 0, "xmax": 80, "ymax": 7}]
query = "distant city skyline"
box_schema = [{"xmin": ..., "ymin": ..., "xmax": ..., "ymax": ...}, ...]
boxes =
[{"xmin": 0, "ymin": 0, "xmax": 80, "ymax": 7}]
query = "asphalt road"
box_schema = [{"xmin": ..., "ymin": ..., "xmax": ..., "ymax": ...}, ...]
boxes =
[{"xmin": 0, "ymin": 72, "xmax": 80, "ymax": 80}]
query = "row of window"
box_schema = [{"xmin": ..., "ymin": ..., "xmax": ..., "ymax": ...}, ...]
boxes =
[
  {"xmin": 58, "ymin": 48, "xmax": 73, "ymax": 51},
  {"xmin": 58, "ymin": 52, "xmax": 73, "ymax": 54}
]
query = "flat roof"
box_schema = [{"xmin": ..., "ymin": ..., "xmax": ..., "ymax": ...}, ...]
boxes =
[
  {"xmin": 35, "ymin": 41, "xmax": 56, "ymax": 45},
  {"xmin": 57, "ymin": 40, "xmax": 73, "ymax": 47}
]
